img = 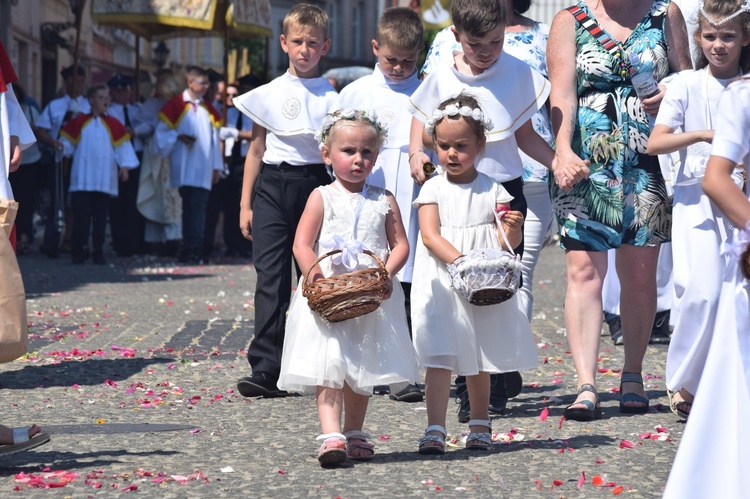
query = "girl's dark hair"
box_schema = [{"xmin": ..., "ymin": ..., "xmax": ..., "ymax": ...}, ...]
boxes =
[
  {"xmin": 695, "ymin": 0, "xmax": 750, "ymax": 72},
  {"xmin": 512, "ymin": 0, "xmax": 532, "ymax": 15}
]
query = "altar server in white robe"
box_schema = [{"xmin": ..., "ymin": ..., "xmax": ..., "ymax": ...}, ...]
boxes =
[
  {"xmin": 154, "ymin": 66, "xmax": 222, "ymax": 264},
  {"xmin": 333, "ymin": 6, "xmax": 425, "ymax": 403},
  {"xmin": 60, "ymin": 84, "xmax": 138, "ymax": 265}
]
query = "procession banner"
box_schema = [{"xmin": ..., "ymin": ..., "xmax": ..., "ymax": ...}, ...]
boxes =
[{"xmin": 420, "ymin": 0, "xmax": 453, "ymax": 30}]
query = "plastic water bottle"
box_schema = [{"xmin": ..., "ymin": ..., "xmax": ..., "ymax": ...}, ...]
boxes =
[{"xmin": 628, "ymin": 52, "xmax": 660, "ymax": 99}]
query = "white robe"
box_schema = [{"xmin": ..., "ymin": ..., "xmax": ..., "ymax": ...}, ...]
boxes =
[
  {"xmin": 61, "ymin": 115, "xmax": 139, "ymax": 196},
  {"xmin": 0, "ymin": 83, "xmax": 36, "ymax": 200},
  {"xmin": 233, "ymin": 71, "xmax": 337, "ymax": 166},
  {"xmin": 409, "ymin": 51, "xmax": 550, "ymax": 182},
  {"xmin": 155, "ymin": 90, "xmax": 222, "ymax": 190},
  {"xmin": 664, "ymin": 78, "xmax": 750, "ymax": 499},
  {"xmin": 334, "ymin": 65, "xmax": 421, "ymax": 282}
]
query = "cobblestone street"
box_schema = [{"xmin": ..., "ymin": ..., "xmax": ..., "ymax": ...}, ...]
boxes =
[{"xmin": 0, "ymin": 247, "xmax": 682, "ymax": 497}]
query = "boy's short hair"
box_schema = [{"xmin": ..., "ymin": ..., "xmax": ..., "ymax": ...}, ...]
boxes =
[
  {"xmin": 186, "ymin": 66, "xmax": 208, "ymax": 78},
  {"xmin": 451, "ymin": 0, "xmax": 506, "ymax": 38},
  {"xmin": 283, "ymin": 3, "xmax": 329, "ymax": 40},
  {"xmin": 376, "ymin": 7, "xmax": 424, "ymax": 53},
  {"xmin": 87, "ymin": 83, "xmax": 108, "ymax": 99}
]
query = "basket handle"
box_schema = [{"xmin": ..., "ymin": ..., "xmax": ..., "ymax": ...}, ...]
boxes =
[
  {"xmin": 494, "ymin": 211, "xmax": 517, "ymax": 257},
  {"xmin": 303, "ymin": 249, "xmax": 386, "ymax": 286}
]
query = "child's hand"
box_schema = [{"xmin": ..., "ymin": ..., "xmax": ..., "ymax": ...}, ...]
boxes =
[
  {"xmin": 382, "ymin": 276, "xmax": 394, "ymax": 300},
  {"xmin": 701, "ymin": 130, "xmax": 715, "ymax": 143},
  {"xmin": 118, "ymin": 167, "xmax": 129, "ymax": 182},
  {"xmin": 409, "ymin": 149, "xmax": 431, "ymax": 186},
  {"xmin": 503, "ymin": 210, "xmax": 524, "ymax": 231}
]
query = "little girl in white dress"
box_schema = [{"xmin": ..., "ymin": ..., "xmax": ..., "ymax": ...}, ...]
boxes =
[
  {"xmin": 278, "ymin": 109, "xmax": 418, "ymax": 467},
  {"xmin": 664, "ymin": 75, "xmax": 750, "ymax": 498},
  {"xmin": 410, "ymin": 94, "xmax": 538, "ymax": 454}
]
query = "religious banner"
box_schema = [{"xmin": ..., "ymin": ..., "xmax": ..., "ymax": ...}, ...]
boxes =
[
  {"xmin": 90, "ymin": 0, "xmax": 272, "ymax": 39},
  {"xmin": 420, "ymin": 0, "xmax": 452, "ymax": 30}
]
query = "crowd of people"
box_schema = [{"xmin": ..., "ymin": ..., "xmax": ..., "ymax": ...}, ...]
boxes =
[
  {"xmin": 9, "ymin": 62, "xmax": 259, "ymax": 264},
  {"xmin": 1, "ymin": 0, "xmax": 749, "ymax": 493}
]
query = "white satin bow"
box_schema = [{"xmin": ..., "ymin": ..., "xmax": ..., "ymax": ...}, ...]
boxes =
[{"xmin": 320, "ymin": 235, "xmax": 366, "ymax": 272}]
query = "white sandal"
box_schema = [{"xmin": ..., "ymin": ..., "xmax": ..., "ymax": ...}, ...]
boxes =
[
  {"xmin": 418, "ymin": 424, "xmax": 447, "ymax": 455},
  {"xmin": 316, "ymin": 432, "xmax": 347, "ymax": 466},
  {"xmin": 343, "ymin": 430, "xmax": 374, "ymax": 461},
  {"xmin": 466, "ymin": 419, "xmax": 492, "ymax": 450}
]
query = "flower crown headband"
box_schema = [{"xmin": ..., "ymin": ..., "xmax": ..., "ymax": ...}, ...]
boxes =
[
  {"xmin": 315, "ymin": 108, "xmax": 387, "ymax": 145},
  {"xmin": 424, "ymin": 103, "xmax": 494, "ymax": 137},
  {"xmin": 699, "ymin": 1, "xmax": 750, "ymax": 27}
]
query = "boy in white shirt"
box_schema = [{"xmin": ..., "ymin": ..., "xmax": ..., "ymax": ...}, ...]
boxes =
[{"xmin": 233, "ymin": 3, "xmax": 337, "ymax": 398}]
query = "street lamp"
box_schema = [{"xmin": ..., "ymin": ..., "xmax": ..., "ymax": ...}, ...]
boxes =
[{"xmin": 153, "ymin": 41, "xmax": 170, "ymax": 69}]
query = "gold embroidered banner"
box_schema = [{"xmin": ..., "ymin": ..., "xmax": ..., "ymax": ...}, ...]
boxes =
[
  {"xmin": 420, "ymin": 0, "xmax": 453, "ymax": 30},
  {"xmin": 90, "ymin": 0, "xmax": 272, "ymax": 39}
]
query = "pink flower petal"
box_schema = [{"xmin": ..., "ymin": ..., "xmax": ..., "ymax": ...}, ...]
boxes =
[{"xmin": 539, "ymin": 407, "xmax": 549, "ymax": 422}]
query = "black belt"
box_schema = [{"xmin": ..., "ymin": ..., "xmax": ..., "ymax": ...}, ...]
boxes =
[{"xmin": 261, "ymin": 161, "xmax": 328, "ymax": 176}]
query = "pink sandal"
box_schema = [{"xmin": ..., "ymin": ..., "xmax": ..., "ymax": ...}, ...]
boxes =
[
  {"xmin": 344, "ymin": 430, "xmax": 374, "ymax": 461},
  {"xmin": 316, "ymin": 433, "xmax": 347, "ymax": 466}
]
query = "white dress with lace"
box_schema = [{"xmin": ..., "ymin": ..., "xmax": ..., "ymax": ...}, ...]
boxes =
[
  {"xmin": 410, "ymin": 173, "xmax": 538, "ymax": 375},
  {"xmin": 278, "ymin": 184, "xmax": 419, "ymax": 396}
]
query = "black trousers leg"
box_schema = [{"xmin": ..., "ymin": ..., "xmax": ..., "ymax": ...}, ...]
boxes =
[
  {"xmin": 71, "ymin": 192, "xmax": 92, "ymax": 255},
  {"xmin": 247, "ymin": 164, "xmax": 331, "ymax": 377},
  {"xmin": 91, "ymin": 192, "xmax": 110, "ymax": 254}
]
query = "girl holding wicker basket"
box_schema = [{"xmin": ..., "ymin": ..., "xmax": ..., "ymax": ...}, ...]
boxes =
[
  {"xmin": 277, "ymin": 109, "xmax": 419, "ymax": 467},
  {"xmin": 664, "ymin": 74, "xmax": 750, "ymax": 498},
  {"xmin": 411, "ymin": 94, "xmax": 538, "ymax": 454}
]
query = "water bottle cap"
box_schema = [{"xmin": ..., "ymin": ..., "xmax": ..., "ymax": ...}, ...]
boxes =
[{"xmin": 629, "ymin": 52, "xmax": 641, "ymax": 66}]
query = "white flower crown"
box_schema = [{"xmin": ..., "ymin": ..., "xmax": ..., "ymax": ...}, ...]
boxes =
[
  {"xmin": 315, "ymin": 108, "xmax": 386, "ymax": 145},
  {"xmin": 700, "ymin": 0, "xmax": 750, "ymax": 26},
  {"xmin": 424, "ymin": 104, "xmax": 494, "ymax": 137}
]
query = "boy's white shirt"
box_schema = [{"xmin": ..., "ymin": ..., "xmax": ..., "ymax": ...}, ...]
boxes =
[
  {"xmin": 61, "ymin": 115, "xmax": 139, "ymax": 196},
  {"xmin": 154, "ymin": 89, "xmax": 222, "ymax": 190},
  {"xmin": 409, "ymin": 51, "xmax": 550, "ymax": 181},
  {"xmin": 233, "ymin": 71, "xmax": 338, "ymax": 165},
  {"xmin": 334, "ymin": 64, "xmax": 422, "ymax": 281}
]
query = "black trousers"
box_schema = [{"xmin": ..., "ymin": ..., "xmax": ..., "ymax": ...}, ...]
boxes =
[
  {"xmin": 248, "ymin": 162, "xmax": 331, "ymax": 377},
  {"xmin": 8, "ymin": 159, "xmax": 42, "ymax": 240},
  {"xmin": 110, "ymin": 159, "xmax": 145, "ymax": 256},
  {"xmin": 204, "ymin": 159, "xmax": 251, "ymax": 256},
  {"xmin": 71, "ymin": 191, "xmax": 110, "ymax": 254}
]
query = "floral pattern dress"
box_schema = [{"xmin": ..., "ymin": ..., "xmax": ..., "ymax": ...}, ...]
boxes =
[{"xmin": 552, "ymin": 0, "xmax": 672, "ymax": 251}]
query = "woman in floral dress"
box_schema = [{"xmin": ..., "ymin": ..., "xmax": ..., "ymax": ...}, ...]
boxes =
[{"xmin": 548, "ymin": 0, "xmax": 691, "ymax": 420}]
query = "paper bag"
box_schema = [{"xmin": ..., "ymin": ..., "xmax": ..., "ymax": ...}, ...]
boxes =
[{"xmin": 0, "ymin": 199, "xmax": 27, "ymax": 363}]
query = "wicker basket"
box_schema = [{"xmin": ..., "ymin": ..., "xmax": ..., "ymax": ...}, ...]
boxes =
[
  {"xmin": 448, "ymin": 248, "xmax": 522, "ymax": 306},
  {"xmin": 742, "ymin": 244, "xmax": 750, "ymax": 280},
  {"xmin": 302, "ymin": 249, "xmax": 390, "ymax": 323}
]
